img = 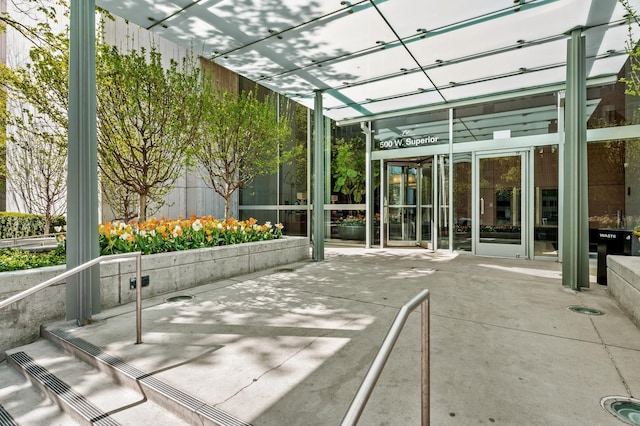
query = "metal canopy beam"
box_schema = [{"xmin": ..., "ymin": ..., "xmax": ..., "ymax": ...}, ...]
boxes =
[
  {"xmin": 66, "ymin": 0, "xmax": 99, "ymax": 323},
  {"xmin": 562, "ymin": 28, "xmax": 589, "ymax": 290}
]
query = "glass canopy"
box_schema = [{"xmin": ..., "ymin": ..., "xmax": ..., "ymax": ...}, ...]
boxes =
[{"xmin": 95, "ymin": 0, "xmax": 640, "ymax": 122}]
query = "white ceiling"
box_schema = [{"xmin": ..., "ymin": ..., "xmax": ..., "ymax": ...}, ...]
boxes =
[{"xmin": 95, "ymin": 0, "xmax": 640, "ymax": 122}]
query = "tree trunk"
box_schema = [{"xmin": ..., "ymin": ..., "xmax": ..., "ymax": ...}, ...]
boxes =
[
  {"xmin": 139, "ymin": 193, "xmax": 147, "ymax": 221},
  {"xmin": 224, "ymin": 194, "xmax": 231, "ymax": 220}
]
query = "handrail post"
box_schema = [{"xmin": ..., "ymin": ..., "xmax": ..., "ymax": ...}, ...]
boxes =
[
  {"xmin": 135, "ymin": 253, "xmax": 143, "ymax": 344},
  {"xmin": 421, "ymin": 298, "xmax": 430, "ymax": 426},
  {"xmin": 341, "ymin": 289, "xmax": 430, "ymax": 425}
]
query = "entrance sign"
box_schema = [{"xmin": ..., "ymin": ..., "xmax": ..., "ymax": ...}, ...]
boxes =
[{"xmin": 378, "ymin": 135, "xmax": 444, "ymax": 150}]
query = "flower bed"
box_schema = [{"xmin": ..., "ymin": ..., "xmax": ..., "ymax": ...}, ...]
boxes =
[{"xmin": 96, "ymin": 216, "xmax": 283, "ymax": 255}]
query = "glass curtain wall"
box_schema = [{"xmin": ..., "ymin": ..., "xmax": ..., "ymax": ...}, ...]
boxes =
[
  {"xmin": 237, "ymin": 55, "xmax": 640, "ymax": 252},
  {"xmin": 239, "ymin": 77, "xmax": 309, "ymax": 233}
]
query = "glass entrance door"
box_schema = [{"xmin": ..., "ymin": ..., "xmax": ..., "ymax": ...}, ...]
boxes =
[
  {"xmin": 386, "ymin": 161, "xmax": 433, "ymax": 247},
  {"xmin": 475, "ymin": 152, "xmax": 527, "ymax": 257},
  {"xmin": 387, "ymin": 165, "xmax": 417, "ymax": 245}
]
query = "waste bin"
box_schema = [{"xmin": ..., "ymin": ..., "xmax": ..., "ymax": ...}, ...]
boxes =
[{"xmin": 596, "ymin": 228, "xmax": 639, "ymax": 285}]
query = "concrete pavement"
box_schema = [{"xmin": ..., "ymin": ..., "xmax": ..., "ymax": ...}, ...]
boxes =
[{"xmin": 9, "ymin": 246, "xmax": 640, "ymax": 425}]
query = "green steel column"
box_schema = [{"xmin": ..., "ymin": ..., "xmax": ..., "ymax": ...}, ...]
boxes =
[
  {"xmin": 313, "ymin": 91, "xmax": 325, "ymax": 261},
  {"xmin": 66, "ymin": 0, "xmax": 99, "ymax": 323},
  {"xmin": 563, "ymin": 28, "xmax": 589, "ymax": 290},
  {"xmin": 363, "ymin": 121, "xmax": 372, "ymax": 249}
]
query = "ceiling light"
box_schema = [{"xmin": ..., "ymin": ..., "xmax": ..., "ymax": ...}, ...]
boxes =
[{"xmin": 147, "ymin": 17, "xmax": 156, "ymax": 21}]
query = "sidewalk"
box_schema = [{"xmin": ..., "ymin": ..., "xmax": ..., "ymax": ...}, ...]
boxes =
[{"xmin": 49, "ymin": 247, "xmax": 640, "ymax": 425}]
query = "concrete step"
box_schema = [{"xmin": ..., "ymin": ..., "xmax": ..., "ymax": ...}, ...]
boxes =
[
  {"xmin": 5, "ymin": 339, "xmax": 189, "ymax": 426},
  {"xmin": 42, "ymin": 327, "xmax": 251, "ymax": 426},
  {"xmin": 0, "ymin": 359, "xmax": 78, "ymax": 426}
]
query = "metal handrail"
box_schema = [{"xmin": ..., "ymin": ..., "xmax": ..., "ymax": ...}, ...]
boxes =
[
  {"xmin": 0, "ymin": 252, "xmax": 144, "ymax": 344},
  {"xmin": 341, "ymin": 289, "xmax": 430, "ymax": 426}
]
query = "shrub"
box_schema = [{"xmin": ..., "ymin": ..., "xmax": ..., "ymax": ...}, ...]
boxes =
[
  {"xmin": 0, "ymin": 212, "xmax": 66, "ymax": 239},
  {"xmin": 0, "ymin": 248, "xmax": 66, "ymax": 272}
]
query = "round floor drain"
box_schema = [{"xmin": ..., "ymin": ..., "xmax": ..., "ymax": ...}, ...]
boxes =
[
  {"xmin": 164, "ymin": 295, "xmax": 194, "ymax": 303},
  {"xmin": 567, "ymin": 305, "xmax": 604, "ymax": 316},
  {"xmin": 601, "ymin": 396, "xmax": 640, "ymax": 425}
]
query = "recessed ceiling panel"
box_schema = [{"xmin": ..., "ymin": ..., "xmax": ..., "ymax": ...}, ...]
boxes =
[
  {"xmin": 426, "ymin": 40, "xmax": 567, "ymax": 88},
  {"xmin": 337, "ymin": 73, "xmax": 437, "ymax": 104},
  {"xmin": 341, "ymin": 90, "xmax": 447, "ymax": 117},
  {"xmin": 302, "ymin": 47, "xmax": 418, "ymax": 88},
  {"xmin": 97, "ymin": 0, "xmax": 194, "ymax": 28},
  {"xmin": 201, "ymin": 0, "xmax": 348, "ymax": 38},
  {"xmin": 439, "ymin": 67, "xmax": 567, "ymax": 101},
  {"xmin": 378, "ymin": 0, "xmax": 524, "ymax": 39}
]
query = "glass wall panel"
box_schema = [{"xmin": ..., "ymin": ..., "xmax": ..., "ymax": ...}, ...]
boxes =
[
  {"xmin": 280, "ymin": 209, "xmax": 307, "ymax": 236},
  {"xmin": 437, "ymin": 155, "xmax": 450, "ymax": 250},
  {"xmin": 453, "ymin": 93, "xmax": 558, "ymax": 142},
  {"xmin": 239, "ymin": 209, "xmax": 277, "ymax": 225},
  {"xmin": 533, "ymin": 145, "xmax": 559, "ymax": 257},
  {"xmin": 453, "ymin": 154, "xmax": 472, "ymax": 251},
  {"xmin": 587, "ymin": 139, "xmax": 640, "ymax": 250},
  {"xmin": 587, "ymin": 63, "xmax": 640, "ymax": 129}
]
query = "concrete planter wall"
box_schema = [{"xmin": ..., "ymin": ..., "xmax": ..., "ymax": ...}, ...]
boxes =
[
  {"xmin": 606, "ymin": 255, "xmax": 640, "ymax": 328},
  {"xmin": 0, "ymin": 236, "xmax": 309, "ymax": 357}
]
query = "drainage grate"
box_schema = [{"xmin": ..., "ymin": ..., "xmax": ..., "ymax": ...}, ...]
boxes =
[
  {"xmin": 274, "ymin": 268, "xmax": 295, "ymax": 273},
  {"xmin": 567, "ymin": 305, "xmax": 604, "ymax": 316},
  {"xmin": 8, "ymin": 352, "xmax": 119, "ymax": 426},
  {"xmin": 0, "ymin": 403, "xmax": 18, "ymax": 426},
  {"xmin": 601, "ymin": 396, "xmax": 640, "ymax": 425},
  {"xmin": 164, "ymin": 295, "xmax": 194, "ymax": 303}
]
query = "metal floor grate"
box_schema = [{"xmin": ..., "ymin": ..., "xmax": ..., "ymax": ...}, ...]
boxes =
[
  {"xmin": 0, "ymin": 404, "xmax": 18, "ymax": 426},
  {"xmin": 8, "ymin": 352, "xmax": 119, "ymax": 426},
  {"xmin": 49, "ymin": 329, "xmax": 251, "ymax": 426}
]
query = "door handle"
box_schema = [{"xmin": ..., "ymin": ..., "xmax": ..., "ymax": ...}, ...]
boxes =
[{"xmin": 480, "ymin": 197, "xmax": 485, "ymax": 215}]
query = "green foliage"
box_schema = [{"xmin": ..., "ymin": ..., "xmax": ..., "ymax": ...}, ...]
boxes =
[
  {"xmin": 6, "ymin": 13, "xmax": 69, "ymax": 231},
  {"xmin": 0, "ymin": 212, "xmax": 66, "ymax": 238},
  {"xmin": 0, "ymin": 248, "xmax": 66, "ymax": 272},
  {"xmin": 193, "ymin": 85, "xmax": 293, "ymax": 219},
  {"xmin": 332, "ymin": 137, "xmax": 366, "ymax": 203},
  {"xmin": 96, "ymin": 44, "xmax": 204, "ymax": 220},
  {"xmin": 621, "ymin": 0, "xmax": 640, "ymax": 104}
]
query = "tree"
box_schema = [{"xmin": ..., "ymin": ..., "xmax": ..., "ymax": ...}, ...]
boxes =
[
  {"xmin": 5, "ymin": 15, "xmax": 68, "ymax": 231},
  {"xmin": 96, "ymin": 44, "xmax": 204, "ymax": 221},
  {"xmin": 332, "ymin": 136, "xmax": 366, "ymax": 204},
  {"xmin": 0, "ymin": 0, "xmax": 63, "ymax": 47},
  {"xmin": 6, "ymin": 108, "xmax": 66, "ymax": 233},
  {"xmin": 193, "ymin": 85, "xmax": 292, "ymax": 219}
]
